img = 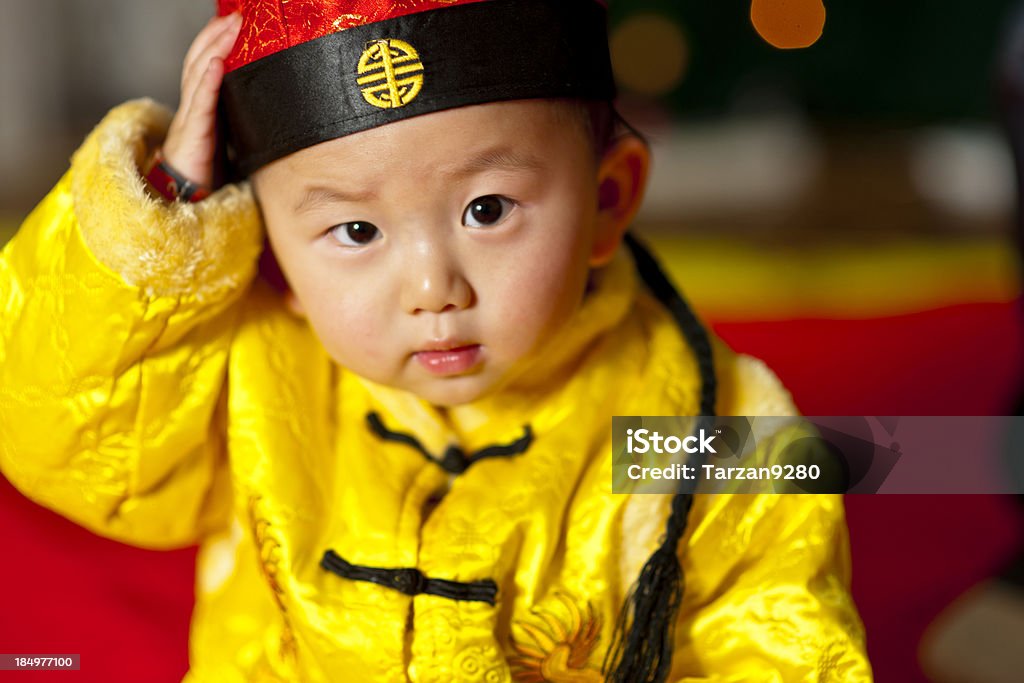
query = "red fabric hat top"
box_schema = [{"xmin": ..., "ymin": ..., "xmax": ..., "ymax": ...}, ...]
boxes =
[{"xmin": 217, "ymin": 0, "xmax": 489, "ymax": 72}]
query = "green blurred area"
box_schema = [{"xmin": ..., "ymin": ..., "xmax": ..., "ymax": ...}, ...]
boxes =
[{"xmin": 612, "ymin": 0, "xmax": 1016, "ymax": 122}]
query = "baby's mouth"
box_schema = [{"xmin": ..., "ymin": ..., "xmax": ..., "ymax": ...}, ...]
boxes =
[{"xmin": 413, "ymin": 343, "xmax": 482, "ymax": 376}]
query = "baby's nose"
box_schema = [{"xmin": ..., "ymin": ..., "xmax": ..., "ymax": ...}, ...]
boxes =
[{"xmin": 401, "ymin": 251, "xmax": 473, "ymax": 314}]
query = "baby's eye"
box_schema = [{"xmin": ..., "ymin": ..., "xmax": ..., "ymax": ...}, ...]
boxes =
[
  {"xmin": 462, "ymin": 195, "xmax": 515, "ymax": 228},
  {"xmin": 328, "ymin": 221, "xmax": 381, "ymax": 247}
]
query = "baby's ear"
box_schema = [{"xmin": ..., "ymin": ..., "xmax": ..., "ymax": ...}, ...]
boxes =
[{"xmin": 591, "ymin": 134, "xmax": 650, "ymax": 267}]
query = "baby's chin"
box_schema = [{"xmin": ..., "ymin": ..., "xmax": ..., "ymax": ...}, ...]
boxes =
[
  {"xmin": 404, "ymin": 374, "xmax": 498, "ymax": 408},
  {"xmin": 331, "ymin": 345, "xmax": 526, "ymax": 407}
]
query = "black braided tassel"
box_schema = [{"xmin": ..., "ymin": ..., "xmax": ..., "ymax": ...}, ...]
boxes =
[
  {"xmin": 604, "ymin": 233, "xmax": 717, "ymax": 683},
  {"xmin": 622, "ymin": 233, "xmax": 716, "ymax": 417}
]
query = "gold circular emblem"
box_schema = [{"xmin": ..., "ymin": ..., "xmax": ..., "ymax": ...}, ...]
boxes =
[{"xmin": 357, "ymin": 39, "xmax": 425, "ymax": 109}]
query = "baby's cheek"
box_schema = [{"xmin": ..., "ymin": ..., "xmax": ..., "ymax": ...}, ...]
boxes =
[
  {"xmin": 308, "ymin": 299, "xmax": 391, "ymax": 367},
  {"xmin": 492, "ymin": 266, "xmax": 582, "ymax": 351}
]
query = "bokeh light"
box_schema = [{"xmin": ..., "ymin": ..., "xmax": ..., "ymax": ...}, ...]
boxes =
[
  {"xmin": 750, "ymin": 0, "xmax": 826, "ymax": 49},
  {"xmin": 610, "ymin": 13, "xmax": 689, "ymax": 97}
]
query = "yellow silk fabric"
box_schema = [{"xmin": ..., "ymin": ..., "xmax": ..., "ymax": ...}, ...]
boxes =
[{"xmin": 0, "ymin": 101, "xmax": 872, "ymax": 682}]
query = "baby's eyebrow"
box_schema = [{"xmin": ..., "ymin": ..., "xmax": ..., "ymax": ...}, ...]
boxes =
[
  {"xmin": 445, "ymin": 148, "xmax": 545, "ymax": 178},
  {"xmin": 294, "ymin": 186, "xmax": 376, "ymax": 213}
]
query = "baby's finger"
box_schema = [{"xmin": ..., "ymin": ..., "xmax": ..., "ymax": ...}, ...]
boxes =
[
  {"xmin": 180, "ymin": 14, "xmax": 241, "ymax": 119},
  {"xmin": 170, "ymin": 58, "xmax": 227, "ymax": 186},
  {"xmin": 182, "ymin": 16, "xmax": 223, "ymax": 93},
  {"xmin": 181, "ymin": 13, "xmax": 241, "ymax": 97},
  {"xmin": 185, "ymin": 57, "xmax": 226, "ymax": 135}
]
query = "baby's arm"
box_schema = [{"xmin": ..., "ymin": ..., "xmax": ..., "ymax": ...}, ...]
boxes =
[
  {"xmin": 0, "ymin": 14, "xmax": 259, "ymax": 549},
  {"xmin": 614, "ymin": 355, "xmax": 872, "ymax": 681},
  {"xmin": 667, "ymin": 493, "xmax": 873, "ymax": 682},
  {"xmin": 666, "ymin": 368, "xmax": 872, "ymax": 680}
]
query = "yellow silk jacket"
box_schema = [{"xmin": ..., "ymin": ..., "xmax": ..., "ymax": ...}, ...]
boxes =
[{"xmin": 0, "ymin": 100, "xmax": 872, "ymax": 682}]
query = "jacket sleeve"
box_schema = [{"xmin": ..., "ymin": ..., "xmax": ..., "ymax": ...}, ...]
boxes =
[
  {"xmin": 684, "ymin": 355, "xmax": 871, "ymax": 680},
  {"xmin": 666, "ymin": 493, "xmax": 873, "ymax": 682},
  {"xmin": 617, "ymin": 354, "xmax": 873, "ymax": 681},
  {"xmin": 0, "ymin": 99, "xmax": 263, "ymax": 549}
]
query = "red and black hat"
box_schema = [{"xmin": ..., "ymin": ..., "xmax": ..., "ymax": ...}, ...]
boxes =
[{"xmin": 217, "ymin": 0, "xmax": 616, "ymax": 174}]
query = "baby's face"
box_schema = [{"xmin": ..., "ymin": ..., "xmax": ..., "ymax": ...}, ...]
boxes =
[{"xmin": 253, "ymin": 100, "xmax": 606, "ymax": 406}]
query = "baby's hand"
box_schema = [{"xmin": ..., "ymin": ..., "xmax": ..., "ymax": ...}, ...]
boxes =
[{"xmin": 162, "ymin": 12, "xmax": 242, "ymax": 189}]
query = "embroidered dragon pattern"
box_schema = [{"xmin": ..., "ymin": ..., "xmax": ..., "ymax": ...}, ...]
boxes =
[{"xmin": 509, "ymin": 593, "xmax": 603, "ymax": 683}]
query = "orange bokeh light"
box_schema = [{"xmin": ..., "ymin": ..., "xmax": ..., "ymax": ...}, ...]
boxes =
[{"xmin": 750, "ymin": 0, "xmax": 826, "ymax": 49}]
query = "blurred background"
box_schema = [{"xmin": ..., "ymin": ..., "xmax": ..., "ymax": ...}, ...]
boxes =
[{"xmin": 2, "ymin": 0, "xmax": 1024, "ymax": 681}]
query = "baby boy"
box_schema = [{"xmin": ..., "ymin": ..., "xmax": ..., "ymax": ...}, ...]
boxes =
[{"xmin": 0, "ymin": 1, "xmax": 872, "ymax": 681}]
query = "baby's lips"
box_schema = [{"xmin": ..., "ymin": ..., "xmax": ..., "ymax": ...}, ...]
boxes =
[{"xmin": 413, "ymin": 345, "xmax": 483, "ymax": 376}]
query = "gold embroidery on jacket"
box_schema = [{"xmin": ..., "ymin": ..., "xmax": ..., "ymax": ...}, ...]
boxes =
[
  {"xmin": 453, "ymin": 644, "xmax": 511, "ymax": 682},
  {"xmin": 509, "ymin": 593, "xmax": 602, "ymax": 683},
  {"xmin": 248, "ymin": 496, "xmax": 298, "ymax": 664}
]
